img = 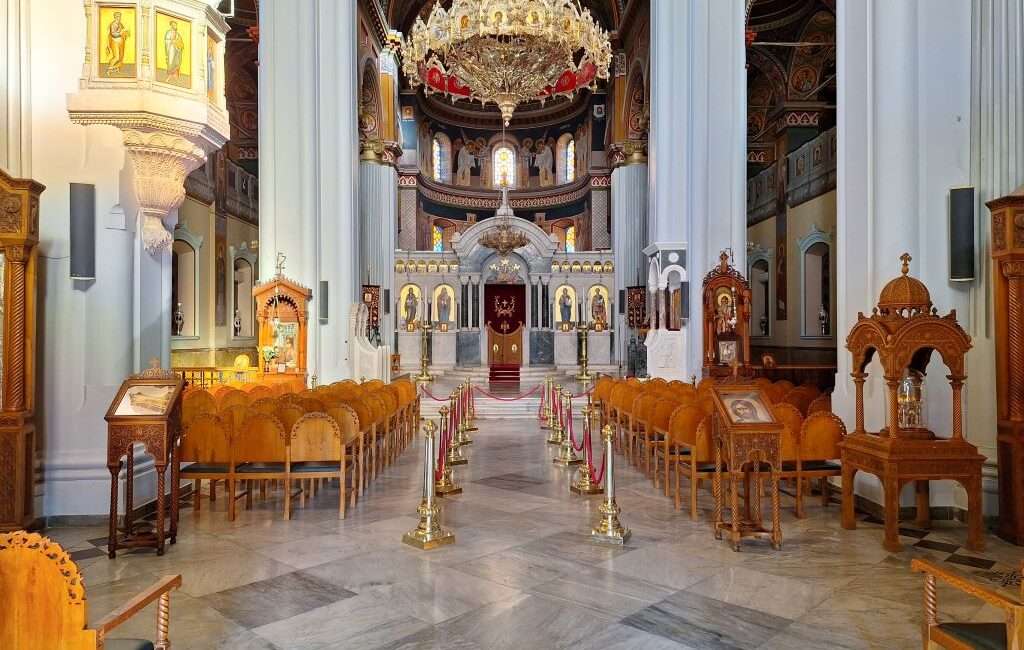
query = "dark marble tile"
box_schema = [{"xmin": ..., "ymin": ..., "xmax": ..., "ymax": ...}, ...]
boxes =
[
  {"xmin": 88, "ymin": 536, "xmax": 110, "ymax": 547},
  {"xmin": 897, "ymin": 527, "xmax": 929, "ymax": 539},
  {"xmin": 70, "ymin": 547, "xmax": 107, "ymax": 562},
  {"xmin": 945, "ymin": 554, "xmax": 996, "ymax": 570},
  {"xmin": 474, "ymin": 473, "xmax": 549, "ymax": 492},
  {"xmin": 914, "ymin": 539, "xmax": 959, "ymax": 553},
  {"xmin": 622, "ymin": 590, "xmax": 791, "ymax": 650},
  {"xmin": 203, "ymin": 570, "xmax": 356, "ymax": 628}
]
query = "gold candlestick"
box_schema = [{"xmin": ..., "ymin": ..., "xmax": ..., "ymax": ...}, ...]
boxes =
[
  {"xmin": 592, "ymin": 424, "xmax": 631, "ymax": 544},
  {"xmin": 403, "ymin": 420, "xmax": 455, "ymax": 549},
  {"xmin": 434, "ymin": 406, "xmax": 462, "ymax": 497},
  {"xmin": 554, "ymin": 389, "xmax": 582, "ymax": 466},
  {"xmin": 547, "ymin": 383, "xmax": 566, "ymax": 445},
  {"xmin": 576, "ymin": 321, "xmax": 594, "ymax": 381},
  {"xmin": 571, "ymin": 405, "xmax": 604, "ymax": 495},
  {"xmin": 415, "ymin": 320, "xmax": 433, "ymax": 383}
]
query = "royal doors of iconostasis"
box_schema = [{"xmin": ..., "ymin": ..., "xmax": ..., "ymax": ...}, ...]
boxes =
[{"xmin": 485, "ymin": 284, "xmax": 525, "ymax": 367}]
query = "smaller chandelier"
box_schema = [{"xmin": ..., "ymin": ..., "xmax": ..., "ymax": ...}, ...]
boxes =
[
  {"xmin": 401, "ymin": 0, "xmax": 612, "ymax": 125},
  {"xmin": 480, "ymin": 187, "xmax": 530, "ymax": 255}
]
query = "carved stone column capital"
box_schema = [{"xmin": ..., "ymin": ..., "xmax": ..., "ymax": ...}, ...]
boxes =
[
  {"xmin": 609, "ymin": 140, "xmax": 648, "ymax": 168},
  {"xmin": 360, "ymin": 138, "xmax": 403, "ymax": 168}
]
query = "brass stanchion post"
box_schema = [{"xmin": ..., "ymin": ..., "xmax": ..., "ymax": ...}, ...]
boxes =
[
  {"xmin": 435, "ymin": 406, "xmax": 462, "ymax": 497},
  {"xmin": 446, "ymin": 392, "xmax": 468, "ymax": 466},
  {"xmin": 554, "ymin": 388, "xmax": 582, "ymax": 466},
  {"xmin": 571, "ymin": 404, "xmax": 603, "ymax": 495},
  {"xmin": 403, "ymin": 420, "xmax": 454, "ymax": 549},
  {"xmin": 547, "ymin": 383, "xmax": 565, "ymax": 444},
  {"xmin": 592, "ymin": 424, "xmax": 631, "ymax": 544},
  {"xmin": 540, "ymin": 376, "xmax": 552, "ymax": 430}
]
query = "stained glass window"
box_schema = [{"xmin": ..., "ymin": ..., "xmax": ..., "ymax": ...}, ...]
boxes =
[
  {"xmin": 432, "ymin": 224, "xmax": 443, "ymax": 252},
  {"xmin": 565, "ymin": 225, "xmax": 576, "ymax": 253},
  {"xmin": 565, "ymin": 138, "xmax": 576, "ymax": 183},
  {"xmin": 493, "ymin": 145, "xmax": 515, "ymax": 188},
  {"xmin": 432, "ymin": 138, "xmax": 442, "ymax": 182}
]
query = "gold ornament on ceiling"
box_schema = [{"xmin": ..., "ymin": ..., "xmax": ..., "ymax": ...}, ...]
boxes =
[
  {"xmin": 400, "ymin": 0, "xmax": 612, "ymax": 126},
  {"xmin": 479, "ymin": 187, "xmax": 530, "ymax": 255}
]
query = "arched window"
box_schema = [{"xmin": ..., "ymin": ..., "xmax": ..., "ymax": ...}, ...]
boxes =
[
  {"xmin": 171, "ymin": 240, "xmax": 198, "ymax": 337},
  {"xmin": 492, "ymin": 145, "xmax": 516, "ymax": 188},
  {"xmin": 432, "ymin": 134, "xmax": 452, "ymax": 183},
  {"xmin": 565, "ymin": 225, "xmax": 576, "ymax": 253},
  {"xmin": 233, "ymin": 258, "xmax": 255, "ymax": 337},
  {"xmin": 556, "ymin": 133, "xmax": 576, "ymax": 185},
  {"xmin": 565, "ymin": 138, "xmax": 576, "ymax": 183},
  {"xmin": 798, "ymin": 225, "xmax": 832, "ymax": 338},
  {"xmin": 432, "ymin": 224, "xmax": 444, "ymax": 252}
]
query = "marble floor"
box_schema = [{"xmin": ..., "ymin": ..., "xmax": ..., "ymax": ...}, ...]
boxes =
[{"xmin": 49, "ymin": 390, "xmax": 1021, "ymax": 650}]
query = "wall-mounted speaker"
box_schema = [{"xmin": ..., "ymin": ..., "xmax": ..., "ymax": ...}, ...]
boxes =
[
  {"xmin": 383, "ymin": 289, "xmax": 390, "ymax": 314},
  {"xmin": 618, "ymin": 289, "xmax": 626, "ymax": 314},
  {"xmin": 70, "ymin": 183, "xmax": 95, "ymax": 280},
  {"xmin": 949, "ymin": 187, "xmax": 975, "ymax": 282},
  {"xmin": 319, "ymin": 281, "xmax": 329, "ymax": 321}
]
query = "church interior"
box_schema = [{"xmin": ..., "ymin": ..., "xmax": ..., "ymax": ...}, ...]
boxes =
[{"xmin": 2, "ymin": 0, "xmax": 1024, "ymax": 648}]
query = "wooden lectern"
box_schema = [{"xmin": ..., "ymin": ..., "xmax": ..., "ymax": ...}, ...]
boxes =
[{"xmin": 0, "ymin": 169, "xmax": 43, "ymax": 532}]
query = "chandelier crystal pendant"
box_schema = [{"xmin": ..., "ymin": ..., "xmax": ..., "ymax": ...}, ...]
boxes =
[
  {"xmin": 401, "ymin": 0, "xmax": 612, "ymax": 126},
  {"xmin": 480, "ymin": 187, "xmax": 530, "ymax": 255}
]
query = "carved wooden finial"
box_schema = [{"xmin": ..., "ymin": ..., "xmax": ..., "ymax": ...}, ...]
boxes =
[
  {"xmin": 275, "ymin": 251, "xmax": 287, "ymax": 277},
  {"xmin": 719, "ymin": 250, "xmax": 730, "ymax": 271},
  {"xmin": 900, "ymin": 253, "xmax": 912, "ymax": 275}
]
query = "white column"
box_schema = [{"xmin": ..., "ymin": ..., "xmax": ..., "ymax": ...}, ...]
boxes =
[
  {"xmin": 611, "ymin": 162, "xmax": 647, "ymax": 365},
  {"xmin": 260, "ymin": 0, "xmax": 358, "ymax": 381},
  {"xmin": 836, "ymin": 0, "xmax": 973, "ymax": 506},
  {"xmin": 0, "ymin": 0, "xmax": 31, "ymax": 176},
  {"xmin": 649, "ymin": 0, "xmax": 746, "ymax": 374},
  {"xmin": 359, "ymin": 160, "xmax": 397, "ymax": 337},
  {"xmin": 969, "ymin": 0, "xmax": 1024, "ymax": 509}
]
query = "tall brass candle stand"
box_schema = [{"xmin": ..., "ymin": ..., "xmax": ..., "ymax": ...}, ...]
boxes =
[
  {"xmin": 415, "ymin": 320, "xmax": 433, "ymax": 383},
  {"xmin": 434, "ymin": 406, "xmax": 462, "ymax": 497},
  {"xmin": 554, "ymin": 389, "xmax": 582, "ymax": 466},
  {"xmin": 547, "ymin": 384, "xmax": 566, "ymax": 445},
  {"xmin": 446, "ymin": 393, "xmax": 468, "ymax": 466},
  {"xmin": 403, "ymin": 420, "xmax": 454, "ymax": 549},
  {"xmin": 571, "ymin": 405, "xmax": 604, "ymax": 495},
  {"xmin": 592, "ymin": 424, "xmax": 631, "ymax": 544},
  {"xmin": 576, "ymin": 321, "xmax": 594, "ymax": 381}
]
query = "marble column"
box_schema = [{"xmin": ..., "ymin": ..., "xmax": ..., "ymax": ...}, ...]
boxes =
[
  {"xmin": 970, "ymin": 0, "xmax": 1024, "ymax": 510},
  {"xmin": 611, "ymin": 161, "xmax": 647, "ymax": 365},
  {"xmin": 359, "ymin": 158, "xmax": 398, "ymax": 338},
  {"xmin": 260, "ymin": 0, "xmax": 359, "ymax": 381},
  {"xmin": 649, "ymin": 0, "xmax": 747, "ymax": 374},
  {"xmin": 835, "ymin": 0, "xmax": 974, "ymax": 507}
]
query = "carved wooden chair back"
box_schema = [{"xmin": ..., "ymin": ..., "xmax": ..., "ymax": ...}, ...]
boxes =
[
  {"xmin": 775, "ymin": 379, "xmax": 794, "ymax": 393},
  {"xmin": 363, "ymin": 379, "xmax": 385, "ymax": 390},
  {"xmin": 325, "ymin": 405, "xmax": 361, "ymax": 447},
  {"xmin": 781, "ymin": 387, "xmax": 817, "ymax": 416},
  {"xmin": 245, "ymin": 385, "xmax": 273, "ymax": 402},
  {"xmin": 274, "ymin": 403, "xmax": 307, "ymax": 434},
  {"xmin": 220, "ymin": 404, "xmax": 253, "ymax": 438},
  {"xmin": 668, "ymin": 405, "xmax": 713, "ymax": 461},
  {"xmin": 216, "ymin": 389, "xmax": 248, "ymax": 412},
  {"xmin": 339, "ymin": 398, "xmax": 372, "ymax": 434},
  {"xmin": 299, "ymin": 397, "xmax": 326, "ymax": 413},
  {"xmin": 697, "ymin": 377, "xmax": 716, "ymax": 393},
  {"xmin": 289, "ymin": 412, "xmax": 343, "ymax": 463},
  {"xmin": 278, "ymin": 392, "xmax": 303, "ymax": 404},
  {"xmin": 806, "ymin": 393, "xmax": 832, "ymax": 415},
  {"xmin": 762, "ymin": 382, "xmax": 788, "ymax": 404},
  {"xmin": 183, "ymin": 389, "xmax": 216, "ymax": 424},
  {"xmin": 232, "ymin": 413, "xmax": 286, "ymax": 464},
  {"xmin": 179, "ymin": 413, "xmax": 230, "ymax": 464},
  {"xmin": 697, "ymin": 394, "xmax": 717, "ymax": 416},
  {"xmin": 210, "ymin": 384, "xmax": 234, "ymax": 397},
  {"xmin": 772, "ymin": 402, "xmax": 804, "ymax": 462},
  {"xmin": 651, "ymin": 398, "xmax": 684, "ymax": 436},
  {"xmin": 250, "ymin": 397, "xmax": 280, "ymax": 416},
  {"xmin": 800, "ymin": 412, "xmax": 847, "ymax": 461},
  {"xmin": 633, "ymin": 393, "xmax": 661, "ymax": 431}
]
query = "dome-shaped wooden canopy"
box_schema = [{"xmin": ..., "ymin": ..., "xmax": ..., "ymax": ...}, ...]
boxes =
[{"xmin": 877, "ymin": 253, "xmax": 932, "ymax": 317}]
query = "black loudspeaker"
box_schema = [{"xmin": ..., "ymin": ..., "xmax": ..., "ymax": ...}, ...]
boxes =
[
  {"xmin": 618, "ymin": 289, "xmax": 626, "ymax": 314},
  {"xmin": 319, "ymin": 281, "xmax": 329, "ymax": 321},
  {"xmin": 949, "ymin": 187, "xmax": 975, "ymax": 282},
  {"xmin": 383, "ymin": 289, "xmax": 390, "ymax": 314},
  {"xmin": 70, "ymin": 183, "xmax": 96, "ymax": 280}
]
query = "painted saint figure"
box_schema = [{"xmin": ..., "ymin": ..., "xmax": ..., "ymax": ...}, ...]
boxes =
[
  {"xmin": 106, "ymin": 12, "xmax": 130, "ymax": 74},
  {"xmin": 535, "ymin": 142, "xmax": 554, "ymax": 187},
  {"xmin": 456, "ymin": 144, "xmax": 476, "ymax": 186},
  {"xmin": 164, "ymin": 20, "xmax": 185, "ymax": 80},
  {"xmin": 437, "ymin": 287, "xmax": 451, "ymax": 323},
  {"xmin": 404, "ymin": 289, "xmax": 419, "ymax": 327},
  {"xmin": 714, "ymin": 293, "xmax": 735, "ymax": 335},
  {"xmin": 591, "ymin": 291, "xmax": 607, "ymax": 325},
  {"xmin": 559, "ymin": 288, "xmax": 572, "ymax": 324}
]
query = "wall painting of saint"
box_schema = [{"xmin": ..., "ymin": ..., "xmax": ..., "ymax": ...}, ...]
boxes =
[
  {"xmin": 98, "ymin": 6, "xmax": 136, "ymax": 79},
  {"xmin": 156, "ymin": 11, "xmax": 191, "ymax": 88}
]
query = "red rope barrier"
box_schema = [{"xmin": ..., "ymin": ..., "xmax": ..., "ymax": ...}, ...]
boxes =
[
  {"xmin": 420, "ymin": 386, "xmax": 450, "ymax": 402},
  {"xmin": 567, "ymin": 397, "xmax": 585, "ymax": 452},
  {"xmin": 472, "ymin": 384, "xmax": 542, "ymax": 400},
  {"xmin": 570, "ymin": 386, "xmax": 595, "ymax": 399}
]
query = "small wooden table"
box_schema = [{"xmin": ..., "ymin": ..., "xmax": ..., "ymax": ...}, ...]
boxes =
[
  {"xmin": 104, "ymin": 368, "xmax": 184, "ymax": 557},
  {"xmin": 710, "ymin": 384, "xmax": 784, "ymax": 551}
]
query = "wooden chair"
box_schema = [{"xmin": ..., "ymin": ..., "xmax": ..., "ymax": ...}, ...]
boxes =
[
  {"xmin": 650, "ymin": 398, "xmax": 686, "ymax": 495},
  {"xmin": 217, "ymin": 389, "xmax": 249, "ymax": 412},
  {"xmin": 274, "ymin": 402, "xmax": 306, "ymax": 434},
  {"xmin": 912, "ymin": 558, "xmax": 1023, "ymax": 650},
  {"xmin": 763, "ymin": 382, "xmax": 788, "ymax": 404},
  {"xmin": 229, "ymin": 413, "xmax": 287, "ymax": 520},
  {"xmin": 288, "ymin": 410, "xmax": 358, "ymax": 518},
  {"xmin": 0, "ymin": 531, "xmax": 181, "ymax": 650},
  {"xmin": 610, "ymin": 383, "xmax": 640, "ymax": 460},
  {"xmin": 670, "ymin": 405, "xmax": 717, "ymax": 519},
  {"xmin": 772, "ymin": 403, "xmax": 804, "ymax": 516},
  {"xmin": 246, "ymin": 384, "xmax": 273, "ymax": 402},
  {"xmin": 299, "ymin": 397, "xmax": 326, "ymax": 413},
  {"xmin": 797, "ymin": 411, "xmax": 846, "ymax": 513},
  {"xmin": 179, "ymin": 413, "xmax": 231, "ymax": 511},
  {"xmin": 182, "ymin": 390, "xmax": 215, "ymax": 426},
  {"xmin": 250, "ymin": 396, "xmax": 280, "ymax": 416},
  {"xmin": 633, "ymin": 392, "xmax": 662, "ymax": 477},
  {"xmin": 807, "ymin": 392, "xmax": 832, "ymax": 415}
]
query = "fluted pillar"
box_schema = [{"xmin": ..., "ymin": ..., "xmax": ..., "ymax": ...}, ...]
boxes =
[
  {"xmin": 260, "ymin": 0, "xmax": 359, "ymax": 381},
  {"xmin": 0, "ymin": 0, "xmax": 30, "ymax": 176},
  {"xmin": 359, "ymin": 157, "xmax": 398, "ymax": 337},
  {"xmin": 611, "ymin": 161, "xmax": 647, "ymax": 365}
]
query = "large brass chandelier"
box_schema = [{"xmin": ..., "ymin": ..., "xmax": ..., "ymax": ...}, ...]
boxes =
[
  {"xmin": 401, "ymin": 0, "xmax": 612, "ymax": 125},
  {"xmin": 480, "ymin": 187, "xmax": 530, "ymax": 255}
]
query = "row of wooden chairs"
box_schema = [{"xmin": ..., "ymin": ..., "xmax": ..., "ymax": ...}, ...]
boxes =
[
  {"xmin": 593, "ymin": 376, "xmax": 844, "ymax": 520},
  {"xmin": 178, "ymin": 378, "xmax": 419, "ymax": 520}
]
